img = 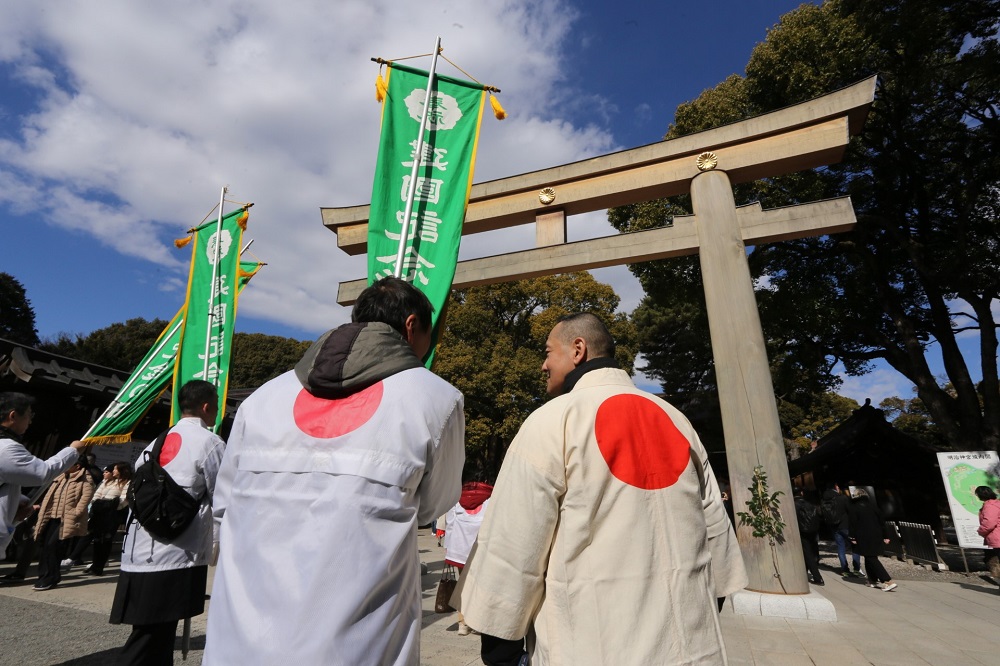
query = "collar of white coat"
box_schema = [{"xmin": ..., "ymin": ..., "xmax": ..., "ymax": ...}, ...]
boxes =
[
  {"xmin": 568, "ymin": 366, "xmax": 633, "ymax": 392},
  {"xmin": 177, "ymin": 416, "xmax": 209, "ymax": 429}
]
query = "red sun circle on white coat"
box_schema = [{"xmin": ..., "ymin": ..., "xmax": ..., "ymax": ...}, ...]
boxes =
[
  {"xmin": 594, "ymin": 394, "xmax": 691, "ymax": 490},
  {"xmin": 159, "ymin": 432, "xmax": 183, "ymax": 466},
  {"xmin": 293, "ymin": 382, "xmax": 384, "ymax": 439}
]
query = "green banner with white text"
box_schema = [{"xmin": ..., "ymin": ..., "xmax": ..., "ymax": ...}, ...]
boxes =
[
  {"xmin": 171, "ymin": 207, "xmax": 249, "ymax": 429},
  {"xmin": 368, "ymin": 63, "xmax": 486, "ymax": 359},
  {"xmin": 83, "ymin": 261, "xmax": 261, "ymax": 444}
]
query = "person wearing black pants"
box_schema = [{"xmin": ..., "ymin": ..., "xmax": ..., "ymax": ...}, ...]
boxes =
[
  {"xmin": 32, "ymin": 461, "xmax": 94, "ymax": 591},
  {"xmin": 110, "ymin": 380, "xmax": 223, "ymax": 666},
  {"xmin": 848, "ymin": 489, "xmax": 898, "ymax": 592},
  {"xmin": 119, "ymin": 621, "xmax": 180, "ymax": 666},
  {"xmin": 34, "ymin": 518, "xmax": 65, "ymax": 590},
  {"xmin": 793, "ymin": 488, "xmax": 824, "ymax": 585}
]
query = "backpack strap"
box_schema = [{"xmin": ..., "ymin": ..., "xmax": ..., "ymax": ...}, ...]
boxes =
[
  {"xmin": 126, "ymin": 428, "xmax": 171, "ymax": 530},
  {"xmin": 148, "ymin": 428, "xmax": 171, "ymax": 468}
]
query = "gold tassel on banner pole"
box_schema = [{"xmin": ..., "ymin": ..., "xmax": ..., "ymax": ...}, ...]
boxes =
[
  {"xmin": 370, "ymin": 50, "xmax": 507, "ymax": 120},
  {"xmin": 174, "ymin": 200, "xmax": 252, "ymax": 249},
  {"xmin": 375, "ymin": 70, "xmax": 388, "ymax": 103},
  {"xmin": 489, "ymin": 91, "xmax": 506, "ymax": 120}
]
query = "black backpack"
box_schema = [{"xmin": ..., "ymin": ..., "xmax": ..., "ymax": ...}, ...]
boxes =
[
  {"xmin": 796, "ymin": 500, "xmax": 820, "ymax": 535},
  {"xmin": 821, "ymin": 496, "xmax": 840, "ymax": 527},
  {"xmin": 127, "ymin": 429, "xmax": 202, "ymax": 541}
]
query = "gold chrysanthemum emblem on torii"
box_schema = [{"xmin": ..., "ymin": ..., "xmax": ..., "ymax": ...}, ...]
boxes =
[
  {"xmin": 696, "ymin": 152, "xmax": 718, "ymax": 171},
  {"xmin": 538, "ymin": 187, "xmax": 556, "ymax": 205}
]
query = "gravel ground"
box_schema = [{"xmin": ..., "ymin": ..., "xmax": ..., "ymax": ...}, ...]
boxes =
[{"xmin": 816, "ymin": 539, "xmax": 999, "ymax": 586}]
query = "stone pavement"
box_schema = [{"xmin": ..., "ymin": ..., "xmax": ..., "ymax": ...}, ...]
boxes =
[{"xmin": 2, "ymin": 531, "xmax": 998, "ymax": 665}]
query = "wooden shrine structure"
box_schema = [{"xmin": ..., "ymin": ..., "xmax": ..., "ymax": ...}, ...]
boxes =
[{"xmin": 322, "ymin": 76, "xmax": 878, "ymax": 596}]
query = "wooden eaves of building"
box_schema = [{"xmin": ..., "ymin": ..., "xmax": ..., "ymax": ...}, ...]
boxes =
[{"xmin": 0, "ymin": 337, "xmax": 246, "ymax": 462}]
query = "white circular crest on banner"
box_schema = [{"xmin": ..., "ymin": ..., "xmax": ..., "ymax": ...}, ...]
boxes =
[
  {"xmin": 404, "ymin": 89, "xmax": 463, "ymax": 131},
  {"xmin": 205, "ymin": 229, "xmax": 233, "ymax": 265}
]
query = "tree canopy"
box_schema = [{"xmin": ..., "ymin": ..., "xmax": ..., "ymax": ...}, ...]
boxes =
[
  {"xmin": 0, "ymin": 273, "xmax": 40, "ymax": 347},
  {"xmin": 229, "ymin": 333, "xmax": 311, "ymax": 388},
  {"xmin": 434, "ymin": 272, "xmax": 636, "ymax": 480},
  {"xmin": 610, "ymin": 0, "xmax": 1000, "ymax": 451},
  {"xmin": 41, "ymin": 317, "xmax": 170, "ymax": 370}
]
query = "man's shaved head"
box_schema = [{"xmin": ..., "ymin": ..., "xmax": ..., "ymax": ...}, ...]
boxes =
[{"xmin": 552, "ymin": 313, "xmax": 615, "ymax": 359}]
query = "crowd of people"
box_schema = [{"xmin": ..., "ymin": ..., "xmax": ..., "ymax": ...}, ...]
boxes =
[
  {"xmin": 0, "ymin": 405, "xmax": 133, "ymax": 591},
  {"xmin": 795, "ymin": 483, "xmax": 899, "ymax": 591},
  {"xmin": 0, "ymin": 276, "xmax": 997, "ymax": 665}
]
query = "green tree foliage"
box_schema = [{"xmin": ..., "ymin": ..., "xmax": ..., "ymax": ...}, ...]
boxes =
[
  {"xmin": 879, "ymin": 393, "xmax": 949, "ymax": 449},
  {"xmin": 433, "ymin": 273, "xmax": 636, "ymax": 481},
  {"xmin": 782, "ymin": 392, "xmax": 861, "ymax": 457},
  {"xmin": 611, "ymin": 0, "xmax": 1000, "ymax": 451},
  {"xmin": 0, "ymin": 273, "xmax": 40, "ymax": 346},
  {"xmin": 229, "ymin": 333, "xmax": 311, "ymax": 388},
  {"xmin": 41, "ymin": 318, "xmax": 170, "ymax": 370}
]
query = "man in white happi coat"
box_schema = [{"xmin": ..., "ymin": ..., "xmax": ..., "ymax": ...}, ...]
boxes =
[
  {"xmin": 456, "ymin": 313, "xmax": 747, "ymax": 666},
  {"xmin": 111, "ymin": 379, "xmax": 224, "ymax": 666},
  {"xmin": 204, "ymin": 277, "xmax": 465, "ymax": 666},
  {"xmin": 0, "ymin": 392, "xmax": 86, "ymax": 553}
]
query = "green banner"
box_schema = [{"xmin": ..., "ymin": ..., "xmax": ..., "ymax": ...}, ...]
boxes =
[
  {"xmin": 83, "ymin": 261, "xmax": 260, "ymax": 444},
  {"xmin": 368, "ymin": 63, "xmax": 486, "ymax": 358},
  {"xmin": 171, "ymin": 207, "xmax": 249, "ymax": 429}
]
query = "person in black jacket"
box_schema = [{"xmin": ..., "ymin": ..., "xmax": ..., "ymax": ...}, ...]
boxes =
[
  {"xmin": 794, "ymin": 488, "xmax": 824, "ymax": 586},
  {"xmin": 847, "ymin": 489, "xmax": 897, "ymax": 591},
  {"xmin": 821, "ymin": 483, "xmax": 863, "ymax": 578}
]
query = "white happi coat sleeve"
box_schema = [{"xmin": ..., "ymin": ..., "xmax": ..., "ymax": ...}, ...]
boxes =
[
  {"xmin": 414, "ymin": 395, "xmax": 465, "ymax": 526},
  {"xmin": 0, "ymin": 442, "xmax": 79, "ymax": 548},
  {"xmin": 691, "ymin": 431, "xmax": 748, "ymax": 597},
  {"xmin": 0, "ymin": 442, "xmax": 78, "ymax": 488},
  {"xmin": 456, "ymin": 409, "xmax": 565, "ymax": 640}
]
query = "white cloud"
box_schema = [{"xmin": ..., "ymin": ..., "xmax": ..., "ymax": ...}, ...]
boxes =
[
  {"xmin": 1, "ymin": 0, "xmax": 626, "ymax": 335},
  {"xmin": 837, "ymin": 365, "xmax": 915, "ymax": 407}
]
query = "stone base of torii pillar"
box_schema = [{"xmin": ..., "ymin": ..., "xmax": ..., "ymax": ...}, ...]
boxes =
[{"xmin": 730, "ymin": 589, "xmax": 838, "ymax": 621}]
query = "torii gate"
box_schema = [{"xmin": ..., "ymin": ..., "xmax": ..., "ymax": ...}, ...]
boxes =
[{"xmin": 323, "ymin": 76, "xmax": 877, "ymax": 597}]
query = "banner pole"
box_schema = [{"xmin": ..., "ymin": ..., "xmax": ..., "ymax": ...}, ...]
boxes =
[
  {"xmin": 80, "ymin": 316, "xmax": 185, "ymax": 440},
  {"xmin": 394, "ymin": 36, "xmax": 442, "ymax": 278},
  {"xmin": 83, "ymin": 242, "xmax": 256, "ymax": 442},
  {"xmin": 203, "ymin": 186, "xmax": 227, "ymax": 384}
]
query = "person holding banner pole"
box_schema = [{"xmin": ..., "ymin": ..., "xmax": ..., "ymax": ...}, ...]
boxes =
[{"xmin": 0, "ymin": 393, "xmax": 87, "ymax": 554}]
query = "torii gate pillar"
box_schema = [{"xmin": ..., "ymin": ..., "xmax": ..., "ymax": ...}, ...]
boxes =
[{"xmin": 693, "ymin": 170, "xmax": 807, "ymax": 592}]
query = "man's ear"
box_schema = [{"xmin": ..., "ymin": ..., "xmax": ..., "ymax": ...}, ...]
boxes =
[
  {"xmin": 571, "ymin": 337, "xmax": 588, "ymax": 365},
  {"xmin": 403, "ymin": 314, "xmax": 421, "ymax": 342}
]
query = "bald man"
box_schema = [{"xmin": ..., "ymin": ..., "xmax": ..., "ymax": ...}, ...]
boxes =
[{"xmin": 456, "ymin": 313, "xmax": 746, "ymax": 665}]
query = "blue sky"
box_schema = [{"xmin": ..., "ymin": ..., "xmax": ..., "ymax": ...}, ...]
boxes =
[{"xmin": 2, "ymin": 0, "xmax": 967, "ymax": 403}]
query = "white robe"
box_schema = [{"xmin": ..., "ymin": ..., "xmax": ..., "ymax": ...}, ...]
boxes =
[
  {"xmin": 204, "ymin": 368, "xmax": 465, "ymax": 666},
  {"xmin": 120, "ymin": 416, "xmax": 224, "ymax": 572},
  {"xmin": 457, "ymin": 368, "xmax": 747, "ymax": 665},
  {"xmin": 444, "ymin": 498, "xmax": 489, "ymax": 566}
]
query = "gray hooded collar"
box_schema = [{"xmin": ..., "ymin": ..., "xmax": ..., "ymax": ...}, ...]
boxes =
[{"xmin": 294, "ymin": 321, "xmax": 423, "ymax": 399}]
